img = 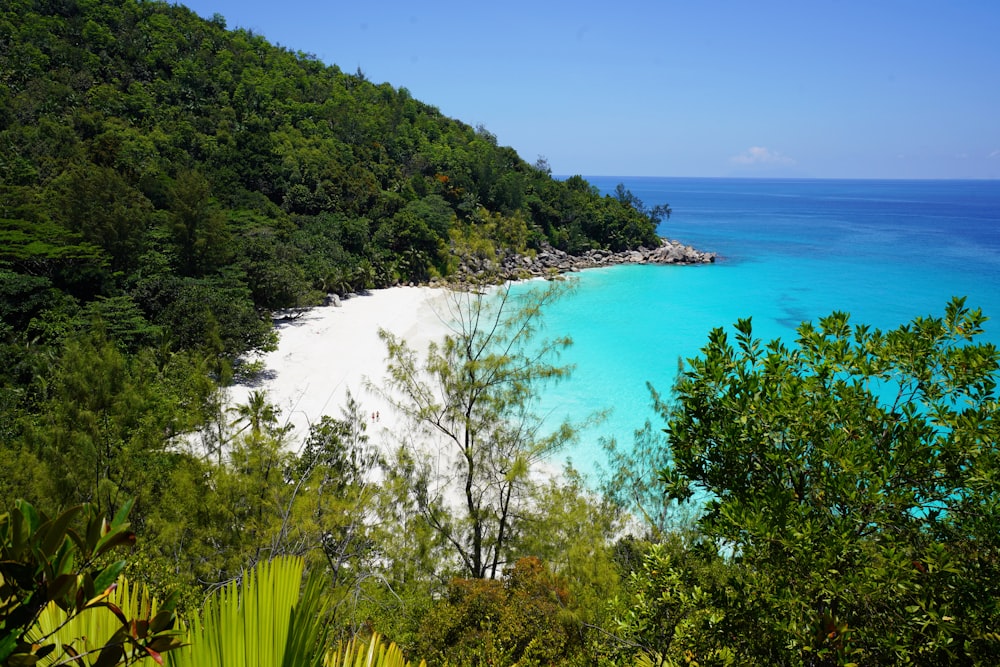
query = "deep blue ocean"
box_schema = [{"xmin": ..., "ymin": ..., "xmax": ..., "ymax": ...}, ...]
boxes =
[{"xmin": 517, "ymin": 177, "xmax": 1000, "ymax": 477}]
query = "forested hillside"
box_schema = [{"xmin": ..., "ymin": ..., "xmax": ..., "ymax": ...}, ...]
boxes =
[{"xmin": 0, "ymin": 0, "xmax": 661, "ymax": 369}]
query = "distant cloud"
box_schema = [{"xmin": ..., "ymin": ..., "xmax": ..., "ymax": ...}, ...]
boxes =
[
  {"xmin": 989, "ymin": 150, "xmax": 1000, "ymax": 159},
  {"xmin": 731, "ymin": 146, "xmax": 796, "ymax": 166}
]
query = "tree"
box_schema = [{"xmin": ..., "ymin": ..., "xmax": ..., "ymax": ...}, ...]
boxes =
[
  {"xmin": 0, "ymin": 220, "xmax": 108, "ymax": 296},
  {"xmin": 229, "ymin": 389, "xmax": 283, "ymax": 441},
  {"xmin": 291, "ymin": 396, "xmax": 380, "ymax": 587},
  {"xmin": 23, "ymin": 331, "xmax": 216, "ymax": 518},
  {"xmin": 153, "ymin": 275, "xmax": 277, "ymax": 363},
  {"xmin": 601, "ymin": 418, "xmax": 700, "ymax": 540},
  {"xmin": 168, "ymin": 169, "xmax": 232, "ymax": 277},
  {"xmin": 212, "ymin": 416, "xmax": 296, "ymax": 576},
  {"xmin": 416, "ymin": 557, "xmax": 581, "ymax": 666},
  {"xmin": 653, "ymin": 298, "xmax": 1000, "ymax": 664},
  {"xmin": 613, "ymin": 183, "xmax": 671, "ymax": 228},
  {"xmin": 604, "ymin": 534, "xmax": 733, "ymax": 667},
  {"xmin": 516, "ymin": 469, "xmax": 626, "ymax": 663},
  {"xmin": 49, "ymin": 164, "xmax": 153, "ymax": 273},
  {"xmin": 375, "ymin": 280, "xmax": 577, "ymax": 579}
]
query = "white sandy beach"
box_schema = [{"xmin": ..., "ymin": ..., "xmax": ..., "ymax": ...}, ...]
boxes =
[{"xmin": 226, "ymin": 286, "xmax": 454, "ymax": 450}]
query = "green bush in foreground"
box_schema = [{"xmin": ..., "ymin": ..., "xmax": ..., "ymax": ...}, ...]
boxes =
[
  {"xmin": 647, "ymin": 298, "xmax": 1000, "ymax": 665},
  {"xmin": 417, "ymin": 557, "xmax": 581, "ymax": 667},
  {"xmin": 0, "ymin": 499, "xmax": 182, "ymax": 666},
  {"xmin": 31, "ymin": 578, "xmax": 178, "ymax": 667}
]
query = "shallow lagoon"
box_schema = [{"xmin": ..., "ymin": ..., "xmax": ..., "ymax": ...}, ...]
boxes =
[{"xmin": 519, "ymin": 177, "xmax": 1000, "ymax": 475}]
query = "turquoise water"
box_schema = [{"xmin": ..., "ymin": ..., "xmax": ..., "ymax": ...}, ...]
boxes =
[{"xmin": 517, "ymin": 177, "xmax": 1000, "ymax": 476}]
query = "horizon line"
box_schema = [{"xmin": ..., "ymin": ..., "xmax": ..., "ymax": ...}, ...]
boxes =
[{"xmin": 557, "ymin": 174, "xmax": 1000, "ymax": 182}]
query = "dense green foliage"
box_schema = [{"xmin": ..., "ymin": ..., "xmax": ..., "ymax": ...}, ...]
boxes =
[
  {"xmin": 629, "ymin": 298, "xmax": 1000, "ymax": 665},
  {"xmin": 0, "ymin": 2, "xmax": 660, "ymax": 648},
  {"xmin": 0, "ymin": 4, "xmax": 662, "ymax": 563},
  {"xmin": 167, "ymin": 556, "xmax": 330, "ymax": 667},
  {"xmin": 416, "ymin": 557, "xmax": 582, "ymax": 666},
  {"xmin": 0, "ymin": 280, "xmax": 627, "ymax": 665},
  {"xmin": 325, "ymin": 633, "xmax": 426, "ymax": 667},
  {"xmin": 1, "ymin": 499, "xmax": 182, "ymax": 666}
]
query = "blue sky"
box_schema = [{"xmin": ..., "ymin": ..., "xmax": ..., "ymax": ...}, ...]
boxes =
[{"xmin": 179, "ymin": 0, "xmax": 1000, "ymax": 179}]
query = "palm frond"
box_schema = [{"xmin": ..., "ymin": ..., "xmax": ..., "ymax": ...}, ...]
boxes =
[
  {"xmin": 324, "ymin": 633, "xmax": 426, "ymax": 667},
  {"xmin": 168, "ymin": 556, "xmax": 329, "ymax": 667}
]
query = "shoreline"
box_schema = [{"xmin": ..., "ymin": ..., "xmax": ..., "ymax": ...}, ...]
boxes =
[
  {"xmin": 226, "ymin": 240, "xmax": 716, "ymax": 453},
  {"xmin": 438, "ymin": 237, "xmax": 716, "ymax": 286}
]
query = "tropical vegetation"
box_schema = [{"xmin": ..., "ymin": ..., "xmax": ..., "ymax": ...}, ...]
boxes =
[
  {"xmin": 622, "ymin": 297, "xmax": 1000, "ymax": 665},
  {"xmin": 2, "ymin": 0, "xmax": 999, "ymax": 665}
]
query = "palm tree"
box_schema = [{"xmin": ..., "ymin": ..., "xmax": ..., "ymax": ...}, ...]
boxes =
[{"xmin": 230, "ymin": 390, "xmax": 280, "ymax": 439}]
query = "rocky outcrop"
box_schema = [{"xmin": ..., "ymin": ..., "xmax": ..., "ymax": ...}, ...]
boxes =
[{"xmin": 439, "ymin": 238, "xmax": 716, "ymax": 285}]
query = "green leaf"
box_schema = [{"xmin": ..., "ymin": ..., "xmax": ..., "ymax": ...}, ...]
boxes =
[
  {"xmin": 77, "ymin": 573, "xmax": 95, "ymax": 612},
  {"xmin": 0, "ymin": 633, "xmax": 19, "ymax": 662},
  {"xmin": 65, "ymin": 527, "xmax": 86, "ymax": 554},
  {"xmin": 45, "ymin": 573, "xmax": 77, "ymax": 602},
  {"xmin": 18, "ymin": 501, "xmax": 41, "ymax": 539},
  {"xmin": 109, "ymin": 498, "xmax": 134, "ymax": 532},
  {"xmin": 53, "ymin": 540, "xmax": 76, "ymax": 579},
  {"xmin": 93, "ymin": 642, "xmax": 124, "ymax": 667},
  {"xmin": 38, "ymin": 506, "xmax": 80, "ymax": 559},
  {"xmin": 149, "ymin": 609, "xmax": 176, "ymax": 634},
  {"xmin": 93, "ymin": 560, "xmax": 126, "ymax": 594},
  {"xmin": 132, "ymin": 619, "xmax": 150, "ymax": 639},
  {"xmin": 84, "ymin": 506, "xmax": 102, "ymax": 555},
  {"xmin": 8, "ymin": 507, "xmax": 26, "ymax": 555},
  {"xmin": 93, "ymin": 529, "xmax": 136, "ymax": 559}
]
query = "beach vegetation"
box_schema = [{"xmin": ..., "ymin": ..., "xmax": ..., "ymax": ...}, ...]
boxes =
[
  {"xmin": 325, "ymin": 633, "xmax": 426, "ymax": 667},
  {"xmin": 414, "ymin": 556, "xmax": 582, "ymax": 666},
  {"xmin": 0, "ymin": 0, "xmax": 649, "ymax": 661},
  {"xmin": 375, "ymin": 280, "xmax": 579, "ymax": 580},
  {"xmin": 623, "ymin": 297, "xmax": 1000, "ymax": 665},
  {"xmin": 167, "ymin": 556, "xmax": 330, "ymax": 667},
  {"xmin": 0, "ymin": 4, "xmax": 667, "ymax": 565},
  {"xmin": 19, "ymin": 329, "xmax": 217, "ymax": 517}
]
